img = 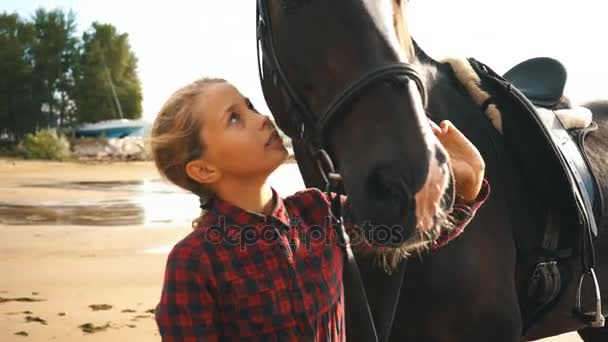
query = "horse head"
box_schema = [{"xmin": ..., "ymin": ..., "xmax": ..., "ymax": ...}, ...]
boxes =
[{"xmin": 257, "ymin": 0, "xmax": 455, "ymax": 253}]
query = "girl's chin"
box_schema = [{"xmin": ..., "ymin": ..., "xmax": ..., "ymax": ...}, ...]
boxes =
[
  {"xmin": 271, "ymin": 149, "xmax": 289, "ymax": 166},
  {"xmin": 276, "ymin": 148, "xmax": 289, "ymax": 163},
  {"xmin": 268, "ymin": 144, "xmax": 288, "ymax": 157}
]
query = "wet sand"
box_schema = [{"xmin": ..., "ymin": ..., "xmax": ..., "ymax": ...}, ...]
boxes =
[
  {"xmin": 0, "ymin": 159, "xmax": 583, "ymax": 341},
  {"xmin": 0, "ymin": 160, "xmax": 190, "ymax": 341}
]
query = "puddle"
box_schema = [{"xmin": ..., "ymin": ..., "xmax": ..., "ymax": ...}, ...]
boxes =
[
  {"xmin": 0, "ymin": 201, "xmax": 146, "ymax": 226},
  {"xmin": 22, "ymin": 179, "xmax": 174, "ymax": 194},
  {"xmin": 0, "ymin": 164, "xmax": 304, "ymax": 227},
  {"xmin": 0, "ymin": 179, "xmax": 198, "ymax": 226}
]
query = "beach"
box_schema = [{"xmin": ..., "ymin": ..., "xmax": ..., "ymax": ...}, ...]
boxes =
[
  {"xmin": 0, "ymin": 159, "xmax": 583, "ymax": 341},
  {"xmin": 0, "ymin": 160, "xmax": 185, "ymax": 341}
]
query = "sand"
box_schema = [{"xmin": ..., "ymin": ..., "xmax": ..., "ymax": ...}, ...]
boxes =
[
  {"xmin": 0, "ymin": 159, "xmax": 584, "ymax": 341},
  {"xmin": 0, "ymin": 160, "xmax": 191, "ymax": 341}
]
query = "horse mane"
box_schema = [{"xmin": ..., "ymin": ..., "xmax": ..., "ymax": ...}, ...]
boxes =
[
  {"xmin": 411, "ymin": 39, "xmax": 502, "ymax": 161},
  {"xmin": 411, "ymin": 39, "xmax": 436, "ymax": 65},
  {"xmin": 410, "ymin": 40, "xmax": 544, "ymax": 246}
]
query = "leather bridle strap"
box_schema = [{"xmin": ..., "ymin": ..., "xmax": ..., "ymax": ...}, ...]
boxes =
[
  {"xmin": 330, "ymin": 185, "xmax": 380, "ymax": 342},
  {"xmin": 256, "ymin": 0, "xmax": 314, "ymax": 131},
  {"xmin": 256, "ymin": 1, "xmax": 421, "ymax": 341},
  {"xmin": 315, "ymin": 63, "xmax": 427, "ymax": 148}
]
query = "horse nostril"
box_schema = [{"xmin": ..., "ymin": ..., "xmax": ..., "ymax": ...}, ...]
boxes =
[
  {"xmin": 367, "ymin": 164, "xmax": 410, "ymax": 201},
  {"xmin": 363, "ymin": 164, "xmax": 417, "ymax": 246}
]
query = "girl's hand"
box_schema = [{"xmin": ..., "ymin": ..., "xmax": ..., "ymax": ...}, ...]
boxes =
[{"xmin": 430, "ymin": 120, "xmax": 485, "ymax": 203}]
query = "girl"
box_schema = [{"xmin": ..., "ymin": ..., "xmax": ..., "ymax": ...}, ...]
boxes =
[{"xmin": 151, "ymin": 77, "xmax": 488, "ymax": 341}]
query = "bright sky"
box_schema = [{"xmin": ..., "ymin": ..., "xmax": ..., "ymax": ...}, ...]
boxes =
[{"xmin": 3, "ymin": 0, "xmax": 607, "ymax": 123}]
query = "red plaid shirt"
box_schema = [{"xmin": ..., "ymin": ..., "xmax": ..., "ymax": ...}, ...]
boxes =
[{"xmin": 155, "ymin": 181, "xmax": 489, "ymax": 341}]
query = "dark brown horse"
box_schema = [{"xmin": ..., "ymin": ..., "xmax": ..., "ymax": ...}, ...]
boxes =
[{"xmin": 257, "ymin": 1, "xmax": 608, "ymax": 341}]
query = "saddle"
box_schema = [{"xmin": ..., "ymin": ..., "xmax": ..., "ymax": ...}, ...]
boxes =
[
  {"xmin": 449, "ymin": 57, "xmax": 606, "ymax": 330},
  {"xmin": 468, "ymin": 57, "xmax": 604, "ymax": 239},
  {"xmin": 503, "ymin": 57, "xmax": 568, "ymax": 108}
]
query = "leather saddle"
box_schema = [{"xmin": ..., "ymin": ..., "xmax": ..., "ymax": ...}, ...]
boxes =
[
  {"xmin": 467, "ymin": 57, "xmax": 606, "ymax": 329},
  {"xmin": 503, "ymin": 57, "xmax": 568, "ymax": 108},
  {"xmin": 469, "ymin": 57, "xmax": 603, "ymax": 239}
]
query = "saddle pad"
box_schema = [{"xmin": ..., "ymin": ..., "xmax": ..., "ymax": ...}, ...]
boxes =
[{"xmin": 555, "ymin": 107, "xmax": 593, "ymax": 130}]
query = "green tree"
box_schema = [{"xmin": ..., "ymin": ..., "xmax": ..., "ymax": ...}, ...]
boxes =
[
  {"xmin": 74, "ymin": 22, "xmax": 142, "ymax": 124},
  {"xmin": 1, "ymin": 11, "xmax": 143, "ymax": 143},
  {"xmin": 0, "ymin": 12, "xmax": 36, "ymax": 142},
  {"xmin": 30, "ymin": 8, "xmax": 79, "ymax": 128}
]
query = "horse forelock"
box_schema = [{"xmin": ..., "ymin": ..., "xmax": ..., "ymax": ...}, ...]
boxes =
[{"xmin": 361, "ymin": 0, "xmax": 409, "ymax": 61}]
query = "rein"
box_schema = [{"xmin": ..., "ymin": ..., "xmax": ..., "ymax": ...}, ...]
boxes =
[{"xmin": 255, "ymin": 1, "xmax": 425, "ymax": 341}]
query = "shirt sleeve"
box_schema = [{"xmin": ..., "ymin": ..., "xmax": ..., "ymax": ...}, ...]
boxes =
[
  {"xmin": 430, "ymin": 178, "xmax": 490, "ymax": 249},
  {"xmin": 155, "ymin": 246, "xmax": 220, "ymax": 342}
]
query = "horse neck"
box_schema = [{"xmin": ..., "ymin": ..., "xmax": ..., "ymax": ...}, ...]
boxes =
[
  {"xmin": 420, "ymin": 51, "xmax": 550, "ymax": 251},
  {"xmin": 417, "ymin": 58, "xmax": 504, "ymax": 177}
]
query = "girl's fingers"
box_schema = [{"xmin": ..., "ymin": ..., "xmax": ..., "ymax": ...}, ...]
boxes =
[
  {"xmin": 439, "ymin": 120, "xmax": 452, "ymax": 134},
  {"xmin": 429, "ymin": 120, "xmax": 441, "ymax": 134},
  {"xmin": 441, "ymin": 120, "xmax": 469, "ymax": 140}
]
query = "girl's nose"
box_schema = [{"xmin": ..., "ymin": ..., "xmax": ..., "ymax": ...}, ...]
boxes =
[{"xmin": 259, "ymin": 114, "xmax": 272, "ymax": 131}]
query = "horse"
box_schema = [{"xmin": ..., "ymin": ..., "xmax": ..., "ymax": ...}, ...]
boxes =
[{"xmin": 256, "ymin": 0, "xmax": 608, "ymax": 341}]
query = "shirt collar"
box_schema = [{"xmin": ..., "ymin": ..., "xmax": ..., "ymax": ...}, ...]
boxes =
[{"xmin": 204, "ymin": 187, "xmax": 292, "ymax": 229}]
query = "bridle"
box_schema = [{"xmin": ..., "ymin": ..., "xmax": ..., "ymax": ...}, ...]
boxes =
[
  {"xmin": 256, "ymin": 0, "xmax": 427, "ymax": 195},
  {"xmin": 255, "ymin": 1, "xmax": 425, "ymax": 341}
]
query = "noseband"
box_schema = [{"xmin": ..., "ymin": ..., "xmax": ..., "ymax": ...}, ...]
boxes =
[{"xmin": 256, "ymin": 0, "xmax": 427, "ymax": 193}]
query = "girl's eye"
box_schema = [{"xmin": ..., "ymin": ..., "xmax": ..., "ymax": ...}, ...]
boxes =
[
  {"xmin": 229, "ymin": 112, "xmax": 240, "ymax": 125},
  {"xmin": 247, "ymin": 100, "xmax": 258, "ymax": 113}
]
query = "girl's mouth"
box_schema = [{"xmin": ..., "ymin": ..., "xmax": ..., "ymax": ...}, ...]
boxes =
[{"xmin": 265, "ymin": 130, "xmax": 280, "ymax": 147}]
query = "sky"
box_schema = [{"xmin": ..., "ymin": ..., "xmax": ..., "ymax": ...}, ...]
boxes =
[{"xmin": 2, "ymin": 0, "xmax": 606, "ymax": 123}]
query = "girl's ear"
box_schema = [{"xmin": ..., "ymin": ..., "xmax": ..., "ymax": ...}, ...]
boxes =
[{"xmin": 186, "ymin": 159, "xmax": 221, "ymax": 185}]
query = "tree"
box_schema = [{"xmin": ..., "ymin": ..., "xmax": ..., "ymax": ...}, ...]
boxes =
[
  {"xmin": 74, "ymin": 22, "xmax": 142, "ymax": 124},
  {"xmin": 0, "ymin": 10, "xmax": 143, "ymax": 143},
  {"xmin": 0, "ymin": 12, "xmax": 36, "ymax": 142},
  {"xmin": 30, "ymin": 8, "xmax": 79, "ymax": 128}
]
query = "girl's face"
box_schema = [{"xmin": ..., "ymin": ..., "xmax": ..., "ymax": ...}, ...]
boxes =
[{"xmin": 194, "ymin": 82, "xmax": 288, "ymax": 179}]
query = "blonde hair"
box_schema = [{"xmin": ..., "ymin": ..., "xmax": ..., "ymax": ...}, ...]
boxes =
[{"xmin": 148, "ymin": 77, "xmax": 226, "ymax": 229}]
